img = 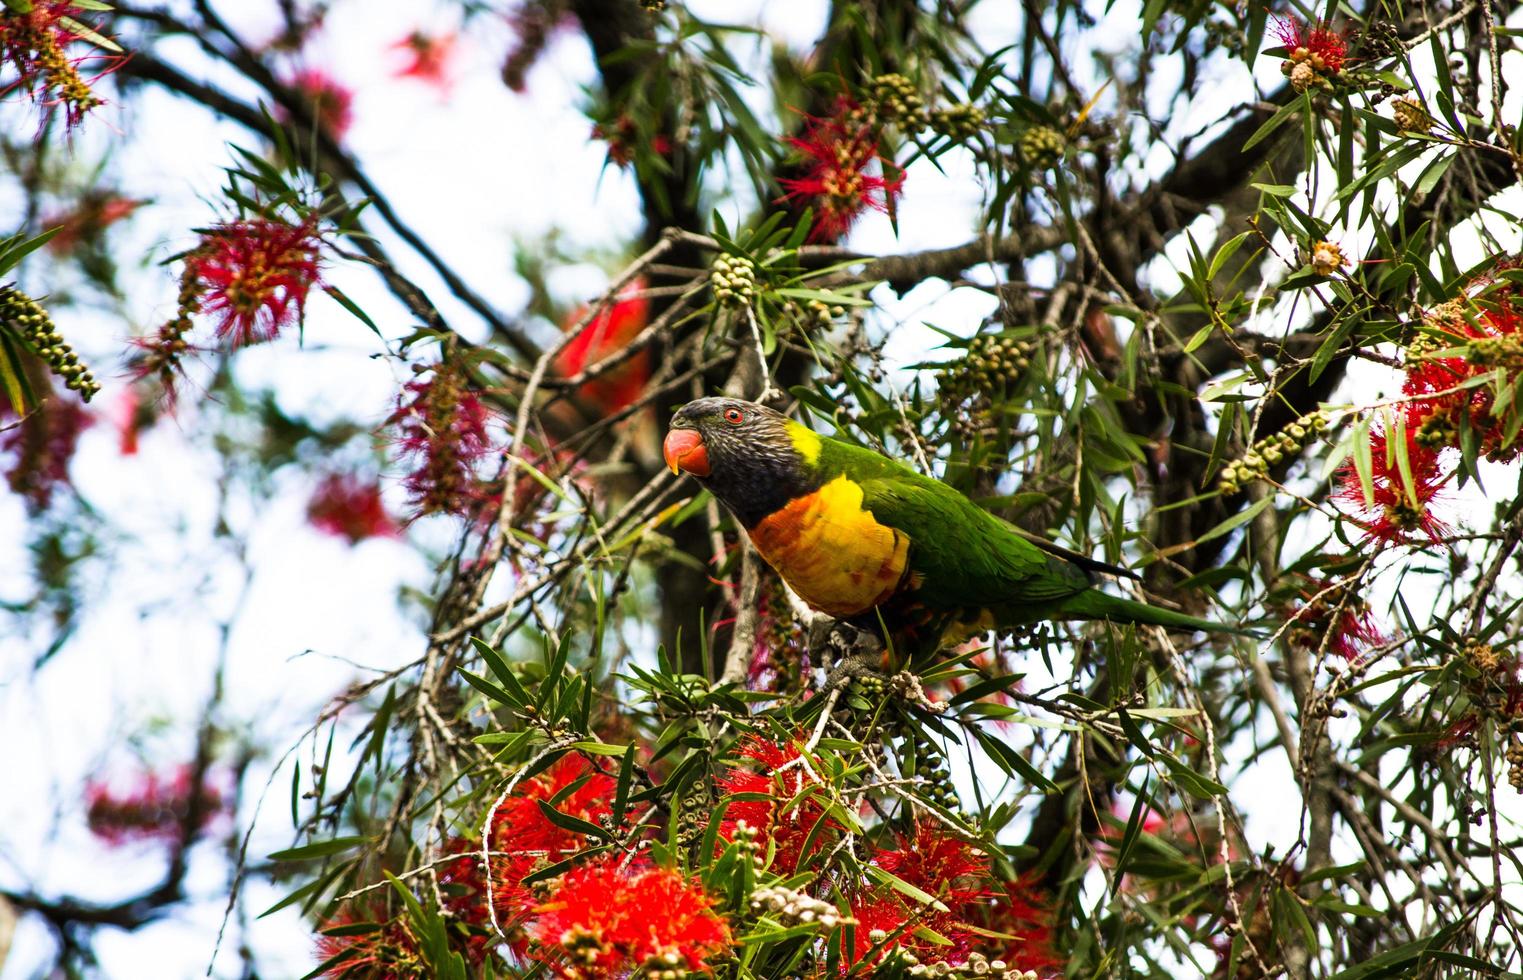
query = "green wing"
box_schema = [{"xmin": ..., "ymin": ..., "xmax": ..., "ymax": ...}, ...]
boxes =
[{"xmin": 855, "ymin": 476, "xmax": 1089, "ymax": 609}]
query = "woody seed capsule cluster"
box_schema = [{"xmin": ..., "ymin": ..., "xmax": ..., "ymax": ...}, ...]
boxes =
[
  {"xmin": 1217, "ymin": 410, "xmax": 1331, "ymax": 495},
  {"xmin": 711, "ymin": 253, "xmax": 756, "ymax": 306},
  {"xmin": 1392, "ymin": 97, "xmax": 1432, "ymax": 134},
  {"xmin": 1506, "ymin": 741, "xmax": 1523, "ymax": 793},
  {"xmin": 910, "ymin": 741, "xmax": 961, "ymax": 811},
  {"xmin": 930, "ymin": 103, "xmax": 986, "ymax": 140},
  {"xmin": 907, "ymin": 952, "xmax": 1038, "ymax": 979},
  {"xmin": 868, "ymin": 73, "xmax": 930, "ymax": 131},
  {"xmin": 748, "ymin": 885, "xmax": 843, "ymax": 929},
  {"xmin": 1018, "ymin": 126, "xmax": 1065, "ymax": 169},
  {"xmin": 939, "ymin": 334, "xmax": 1035, "ymax": 403},
  {"xmin": 0, "ymin": 284, "xmax": 100, "ymax": 401}
]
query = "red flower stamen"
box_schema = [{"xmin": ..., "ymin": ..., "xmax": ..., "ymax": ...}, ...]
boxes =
[
  {"xmin": 388, "ymin": 363, "xmax": 496, "ymax": 518},
  {"xmin": 778, "ymin": 100, "xmax": 904, "ymax": 242},
  {"xmin": 307, "ymin": 473, "xmax": 400, "ymax": 544},
  {"xmin": 182, "ymin": 217, "xmax": 323, "ymax": 349},
  {"xmin": 528, "ymin": 856, "xmax": 731, "ymax": 978}
]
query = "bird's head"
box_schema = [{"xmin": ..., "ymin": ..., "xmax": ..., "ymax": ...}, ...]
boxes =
[{"xmin": 664, "ymin": 397, "xmax": 817, "ymax": 526}]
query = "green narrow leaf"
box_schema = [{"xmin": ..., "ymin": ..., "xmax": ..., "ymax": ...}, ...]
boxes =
[{"xmin": 268, "ymin": 835, "xmax": 368, "ymax": 861}]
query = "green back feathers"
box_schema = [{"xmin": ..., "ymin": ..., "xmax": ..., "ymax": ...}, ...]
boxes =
[{"xmin": 795, "ymin": 427, "xmax": 1092, "ymax": 612}]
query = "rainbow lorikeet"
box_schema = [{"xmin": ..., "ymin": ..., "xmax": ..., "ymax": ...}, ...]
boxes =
[{"xmin": 663, "ymin": 397, "xmax": 1245, "ymax": 652}]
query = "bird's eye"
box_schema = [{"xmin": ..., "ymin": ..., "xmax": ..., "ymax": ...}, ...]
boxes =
[{"xmin": 723, "ymin": 407, "xmax": 744, "ymax": 425}]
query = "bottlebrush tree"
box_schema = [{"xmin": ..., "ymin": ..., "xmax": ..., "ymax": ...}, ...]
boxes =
[{"xmin": 3, "ymin": 1, "xmax": 1523, "ymax": 978}]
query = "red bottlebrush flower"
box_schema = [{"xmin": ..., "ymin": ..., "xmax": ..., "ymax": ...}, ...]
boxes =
[
  {"xmin": 314, "ymin": 909, "xmax": 426, "ymax": 978},
  {"xmin": 0, "ymin": 2, "xmax": 125, "ymax": 129},
  {"xmin": 391, "ymin": 30, "xmax": 457, "ymax": 90},
  {"xmin": 1287, "ymin": 577, "xmax": 1385, "ymax": 662},
  {"xmin": 846, "ymin": 825, "xmax": 991, "ymax": 965},
  {"xmin": 982, "ymin": 877, "xmax": 1063, "ymax": 974},
  {"xmin": 554, "ymin": 277, "xmax": 652, "ymax": 414},
  {"xmin": 45, "ymin": 194, "xmax": 142, "ymax": 253},
  {"xmin": 307, "ymin": 473, "xmax": 401, "ymax": 544},
  {"xmin": 1333, "ymin": 409, "xmax": 1451, "ymax": 545},
  {"xmin": 778, "ymin": 102, "xmax": 904, "ymax": 242},
  {"xmin": 181, "ymin": 217, "xmax": 323, "ymax": 349},
  {"xmin": 84, "ymin": 764, "xmax": 226, "ymax": 847},
  {"xmin": 388, "ymin": 364, "xmax": 495, "ymax": 518},
  {"xmin": 1405, "ymin": 274, "xmax": 1523, "ymax": 462},
  {"xmin": 1272, "ymin": 16, "xmax": 1346, "ymax": 91},
  {"xmin": 527, "ymin": 857, "xmax": 731, "ymax": 979},
  {"xmin": 488, "ymin": 754, "xmax": 617, "ymax": 927},
  {"xmin": 843, "ymin": 826, "xmax": 1060, "ymax": 974},
  {"xmin": 590, "ymin": 114, "xmax": 671, "ymax": 170},
  {"xmin": 287, "ymin": 68, "xmax": 354, "ymax": 138},
  {"xmin": 876, "ymin": 824, "xmax": 991, "ymax": 904},
  {"xmin": 1, "ymin": 393, "xmax": 92, "ymax": 510},
  {"xmin": 715, "ymin": 735, "xmax": 840, "ymax": 875}
]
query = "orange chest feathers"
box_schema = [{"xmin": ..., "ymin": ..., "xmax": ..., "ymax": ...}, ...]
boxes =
[{"xmin": 746, "ymin": 475, "xmax": 910, "ymax": 619}]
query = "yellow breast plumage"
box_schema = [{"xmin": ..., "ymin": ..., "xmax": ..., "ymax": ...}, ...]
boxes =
[{"xmin": 746, "ymin": 475, "xmax": 910, "ymax": 618}]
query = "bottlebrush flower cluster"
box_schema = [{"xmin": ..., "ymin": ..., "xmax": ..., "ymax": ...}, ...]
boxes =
[
  {"xmin": 554, "ymin": 277, "xmax": 652, "ymax": 415},
  {"xmin": 0, "ymin": 2, "xmax": 124, "ymax": 129},
  {"xmin": 388, "ymin": 361, "xmax": 496, "ymax": 518},
  {"xmin": 1333, "ymin": 410, "xmax": 1450, "ymax": 544},
  {"xmin": 286, "ymin": 68, "xmax": 354, "ymax": 139},
  {"xmin": 1, "ymin": 388, "xmax": 92, "ymax": 510},
  {"xmin": 84, "ymin": 764, "xmax": 225, "ymax": 847},
  {"xmin": 529, "ymin": 859, "xmax": 732, "ymax": 978},
  {"xmin": 843, "ymin": 823, "xmax": 1059, "ymax": 975},
  {"xmin": 182, "ymin": 217, "xmax": 324, "ymax": 349},
  {"xmin": 1273, "ymin": 16, "xmax": 1347, "ymax": 92},
  {"xmin": 1285, "ymin": 574, "xmax": 1385, "ymax": 662},
  {"xmin": 779, "ymin": 99, "xmax": 905, "ymax": 242},
  {"xmin": 715, "ymin": 734, "xmax": 842, "ymax": 875},
  {"xmin": 486, "ymin": 754, "xmax": 617, "ymax": 928},
  {"xmin": 311, "ymin": 738, "xmax": 1063, "ymax": 978},
  {"xmin": 1335, "ymin": 267, "xmax": 1523, "ymax": 544},
  {"xmin": 307, "ymin": 473, "xmax": 400, "ymax": 544},
  {"xmin": 391, "ymin": 31, "xmax": 456, "ymax": 90}
]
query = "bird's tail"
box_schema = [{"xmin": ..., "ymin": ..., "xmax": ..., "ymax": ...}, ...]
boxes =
[{"xmin": 1049, "ymin": 589, "xmax": 1260, "ymax": 637}]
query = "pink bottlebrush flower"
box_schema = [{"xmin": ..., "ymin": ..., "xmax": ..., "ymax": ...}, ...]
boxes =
[
  {"xmin": 45, "ymin": 194, "xmax": 143, "ymax": 253},
  {"xmin": 286, "ymin": 68, "xmax": 354, "ymax": 138},
  {"xmin": 84, "ymin": 763, "xmax": 226, "ymax": 847},
  {"xmin": 1, "ymin": 392, "xmax": 92, "ymax": 510},
  {"xmin": 182, "ymin": 217, "xmax": 323, "ymax": 349},
  {"xmin": 778, "ymin": 101, "xmax": 904, "ymax": 242},
  {"xmin": 0, "ymin": 2, "xmax": 126, "ymax": 129},
  {"xmin": 307, "ymin": 473, "xmax": 400, "ymax": 544},
  {"xmin": 388, "ymin": 364, "xmax": 495, "ymax": 518},
  {"xmin": 391, "ymin": 30, "xmax": 457, "ymax": 90}
]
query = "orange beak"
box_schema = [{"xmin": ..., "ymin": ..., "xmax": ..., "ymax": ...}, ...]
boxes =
[{"xmin": 663, "ymin": 428, "xmax": 710, "ymax": 477}]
